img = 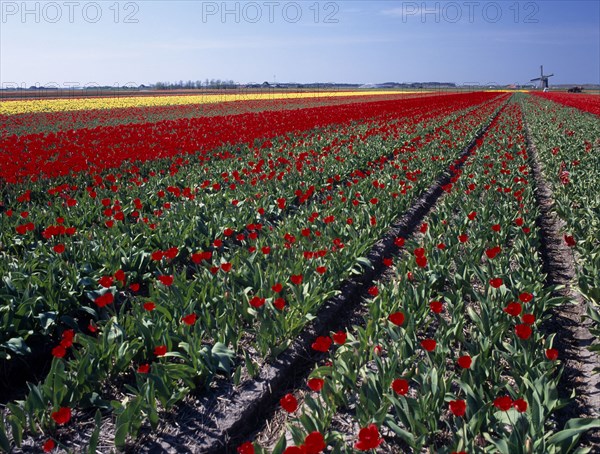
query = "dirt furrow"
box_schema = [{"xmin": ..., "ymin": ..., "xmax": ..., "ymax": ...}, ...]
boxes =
[{"xmin": 523, "ymin": 115, "xmax": 600, "ymax": 446}]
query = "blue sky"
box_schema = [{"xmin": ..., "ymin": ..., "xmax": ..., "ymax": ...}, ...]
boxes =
[{"xmin": 1, "ymin": 1, "xmax": 599, "ymax": 87}]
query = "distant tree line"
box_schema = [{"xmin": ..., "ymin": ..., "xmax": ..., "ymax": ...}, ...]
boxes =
[{"xmin": 153, "ymin": 79, "xmax": 237, "ymax": 90}]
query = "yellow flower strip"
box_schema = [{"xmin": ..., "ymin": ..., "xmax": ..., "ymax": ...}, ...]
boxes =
[{"xmin": 0, "ymin": 90, "xmax": 427, "ymax": 116}]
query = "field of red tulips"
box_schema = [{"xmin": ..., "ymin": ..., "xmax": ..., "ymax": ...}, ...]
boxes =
[
  {"xmin": 0, "ymin": 91, "xmax": 598, "ymax": 453},
  {"xmin": 532, "ymin": 91, "xmax": 600, "ymax": 116},
  {"xmin": 0, "ymin": 92, "xmax": 435, "ymax": 138}
]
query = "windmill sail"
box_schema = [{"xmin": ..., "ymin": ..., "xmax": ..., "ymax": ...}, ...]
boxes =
[{"xmin": 530, "ymin": 65, "xmax": 553, "ymax": 88}]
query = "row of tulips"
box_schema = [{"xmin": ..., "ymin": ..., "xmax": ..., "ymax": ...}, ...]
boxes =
[
  {"xmin": 532, "ymin": 92, "xmax": 600, "ymax": 117},
  {"xmin": 0, "ymin": 92, "xmax": 503, "ymax": 361},
  {"xmin": 522, "ymin": 95, "xmax": 600, "ymax": 373},
  {"xmin": 247, "ymin": 95, "xmax": 599, "ymax": 454},
  {"xmin": 0, "ymin": 90, "xmax": 415, "ymax": 116},
  {"xmin": 0, "ymin": 92, "xmax": 434, "ymax": 137},
  {"xmin": 0, "ymin": 93, "xmax": 508, "ymax": 450},
  {"xmin": 0, "ymin": 92, "xmax": 496, "ymax": 184}
]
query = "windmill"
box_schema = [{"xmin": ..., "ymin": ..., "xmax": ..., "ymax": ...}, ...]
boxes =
[{"xmin": 530, "ymin": 65, "xmax": 554, "ymax": 90}]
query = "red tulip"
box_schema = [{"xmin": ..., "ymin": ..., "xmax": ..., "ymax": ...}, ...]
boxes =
[
  {"xmin": 513, "ymin": 398, "xmax": 528, "ymax": 412},
  {"xmin": 494, "ymin": 396, "xmax": 513, "ymax": 411},
  {"xmin": 332, "ymin": 330, "xmax": 347, "ymax": 345},
  {"xmin": 457, "ymin": 355, "xmax": 472, "ymax": 369},
  {"xmin": 60, "ymin": 329, "xmax": 75, "ymax": 347},
  {"xmin": 449, "ymin": 399, "xmax": 466, "ymax": 417},
  {"xmin": 311, "ymin": 336, "xmax": 332, "ymax": 352},
  {"xmin": 414, "ymin": 247, "xmax": 426, "ymax": 257},
  {"xmin": 355, "ymin": 424, "xmax": 383, "ymax": 450},
  {"xmin": 273, "ymin": 298, "xmax": 286, "ymax": 310},
  {"xmin": 489, "ymin": 278, "xmax": 503, "ymax": 288},
  {"xmin": 158, "ymin": 275, "xmax": 174, "ymax": 286},
  {"xmin": 392, "ymin": 378, "xmax": 409, "ymax": 395},
  {"xmin": 515, "ymin": 323, "xmax": 532, "ymax": 340},
  {"xmin": 221, "ymin": 262, "xmax": 232, "ymax": 272},
  {"xmin": 280, "ymin": 393, "xmax": 298, "ymax": 413},
  {"xmin": 94, "ymin": 292, "xmax": 114, "ymax": 307},
  {"xmin": 283, "ymin": 447, "xmax": 303, "ymax": 454},
  {"xmin": 394, "ymin": 237, "xmax": 405, "ymax": 247},
  {"xmin": 182, "ymin": 313, "xmax": 197, "ymax": 325},
  {"xmin": 504, "ymin": 302, "xmax": 522, "ymax": 317},
  {"xmin": 388, "ymin": 311, "xmax": 405, "ymax": 326},
  {"xmin": 485, "ymin": 246, "xmax": 502, "ymax": 259},
  {"xmin": 154, "ymin": 345, "xmax": 167, "ymax": 356},
  {"xmin": 307, "ymin": 378, "xmax": 325, "ymax": 392},
  {"xmin": 52, "ymin": 345, "xmax": 66, "ymax": 358},
  {"xmin": 43, "ymin": 439, "xmax": 56, "ymax": 452},
  {"xmin": 237, "ymin": 441, "xmax": 255, "ymax": 454},
  {"xmin": 114, "ymin": 269, "xmax": 126, "ymax": 283},
  {"xmin": 522, "ymin": 313, "xmax": 535, "ymax": 325},
  {"xmin": 421, "ymin": 339, "xmax": 436, "ymax": 351},
  {"xmin": 164, "ymin": 246, "xmax": 179, "ymax": 259},
  {"xmin": 98, "ymin": 276, "xmax": 113, "ymax": 288},
  {"xmin": 429, "ymin": 301, "xmax": 443, "ymax": 313},
  {"xmin": 304, "ymin": 431, "xmax": 326, "ymax": 454},
  {"xmin": 519, "ymin": 292, "xmax": 533, "ymax": 303},
  {"xmin": 249, "ymin": 296, "xmax": 265, "ymax": 308},
  {"xmin": 51, "ymin": 407, "xmax": 71, "ymax": 425}
]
